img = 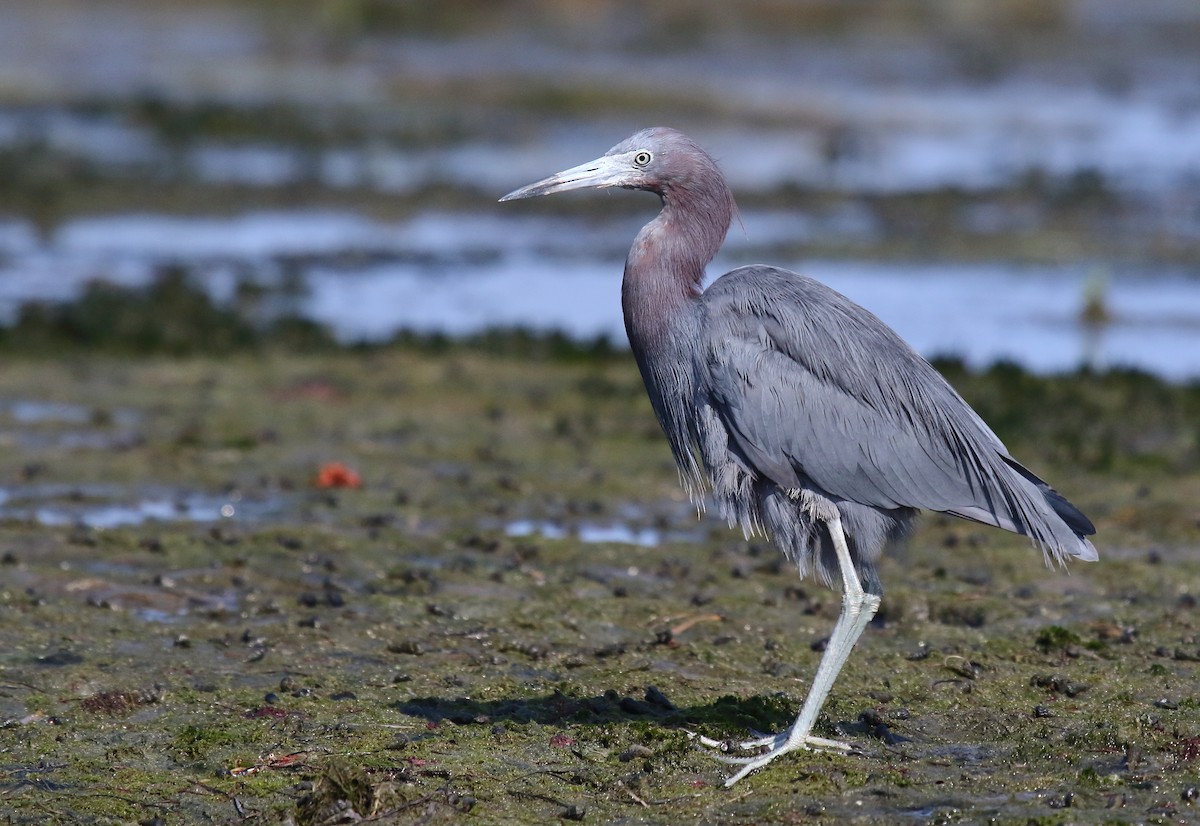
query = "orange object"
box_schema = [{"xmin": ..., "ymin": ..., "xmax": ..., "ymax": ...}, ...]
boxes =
[{"xmin": 315, "ymin": 462, "xmax": 362, "ymax": 489}]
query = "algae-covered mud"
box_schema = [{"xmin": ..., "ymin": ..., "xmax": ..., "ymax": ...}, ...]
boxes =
[{"xmin": 1, "ymin": 318, "xmax": 1199, "ymax": 823}]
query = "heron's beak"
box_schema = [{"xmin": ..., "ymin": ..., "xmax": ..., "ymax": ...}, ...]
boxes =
[{"xmin": 499, "ymin": 153, "xmax": 633, "ymax": 202}]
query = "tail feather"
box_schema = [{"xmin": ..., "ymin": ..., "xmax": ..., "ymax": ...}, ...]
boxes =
[
  {"xmin": 1001, "ymin": 456, "xmax": 1095, "ymax": 537},
  {"xmin": 946, "ymin": 455, "xmax": 1098, "ymax": 564},
  {"xmin": 1043, "ymin": 486, "xmax": 1096, "ymax": 538},
  {"xmin": 998, "ymin": 456, "xmax": 1097, "ymax": 562}
]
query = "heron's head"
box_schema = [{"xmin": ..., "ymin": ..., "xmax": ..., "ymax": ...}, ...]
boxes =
[{"xmin": 499, "ymin": 127, "xmax": 723, "ymax": 202}]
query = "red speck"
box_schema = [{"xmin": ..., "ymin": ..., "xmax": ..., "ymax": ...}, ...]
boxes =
[
  {"xmin": 315, "ymin": 462, "xmax": 362, "ymax": 489},
  {"xmin": 1176, "ymin": 736, "xmax": 1200, "ymax": 762},
  {"xmin": 268, "ymin": 752, "xmax": 308, "ymax": 768},
  {"xmin": 244, "ymin": 706, "xmax": 288, "ymax": 719},
  {"xmin": 690, "ymin": 779, "xmax": 709, "ymax": 788},
  {"xmin": 549, "ymin": 733, "xmax": 576, "ymax": 748},
  {"xmin": 425, "ymin": 721, "xmax": 440, "ymax": 730}
]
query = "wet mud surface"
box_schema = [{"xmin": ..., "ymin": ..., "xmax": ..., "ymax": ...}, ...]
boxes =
[{"xmin": 1, "ymin": 347, "xmax": 1198, "ymax": 824}]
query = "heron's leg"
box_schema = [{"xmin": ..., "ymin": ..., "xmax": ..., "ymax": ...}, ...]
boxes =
[{"xmin": 719, "ymin": 512, "xmax": 881, "ymax": 786}]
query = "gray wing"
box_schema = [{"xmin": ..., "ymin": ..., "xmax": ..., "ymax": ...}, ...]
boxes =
[{"xmin": 698, "ymin": 266, "xmax": 1095, "ymax": 561}]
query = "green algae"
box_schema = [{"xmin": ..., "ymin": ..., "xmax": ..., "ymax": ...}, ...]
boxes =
[{"xmin": 0, "ymin": 339, "xmax": 1197, "ymax": 824}]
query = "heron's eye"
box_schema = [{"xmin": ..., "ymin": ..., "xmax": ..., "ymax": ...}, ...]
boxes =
[{"xmin": 633, "ymin": 151, "xmax": 652, "ymax": 167}]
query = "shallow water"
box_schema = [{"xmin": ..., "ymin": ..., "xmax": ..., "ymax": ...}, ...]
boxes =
[
  {"xmin": 305, "ymin": 247, "xmax": 1200, "ymax": 378},
  {"xmin": 506, "ymin": 518, "xmax": 694, "ymax": 548},
  {"xmin": 3, "ymin": 7, "xmax": 1200, "ymax": 200},
  {"xmin": 0, "ymin": 483, "xmax": 284, "ymax": 529},
  {"xmin": 3, "ymin": 209, "xmax": 1198, "ymax": 378}
]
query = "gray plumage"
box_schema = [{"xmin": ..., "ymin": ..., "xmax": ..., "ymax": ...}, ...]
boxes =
[
  {"xmin": 501, "ymin": 126, "xmax": 1097, "ymax": 785},
  {"xmin": 695, "ymin": 266, "xmax": 1095, "ymax": 595}
]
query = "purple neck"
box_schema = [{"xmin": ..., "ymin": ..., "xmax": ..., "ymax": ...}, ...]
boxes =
[{"xmin": 621, "ymin": 182, "xmax": 733, "ymax": 349}]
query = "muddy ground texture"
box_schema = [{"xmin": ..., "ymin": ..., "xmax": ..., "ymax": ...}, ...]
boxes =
[{"xmin": 0, "ymin": 292, "xmax": 1198, "ymax": 826}]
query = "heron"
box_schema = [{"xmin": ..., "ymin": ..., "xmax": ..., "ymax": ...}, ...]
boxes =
[{"xmin": 499, "ymin": 127, "xmax": 1097, "ymax": 786}]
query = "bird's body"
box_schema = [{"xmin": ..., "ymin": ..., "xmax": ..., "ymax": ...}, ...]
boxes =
[
  {"xmin": 501, "ymin": 127, "xmax": 1097, "ymax": 785},
  {"xmin": 652, "ymin": 264, "xmax": 1094, "ymax": 592}
]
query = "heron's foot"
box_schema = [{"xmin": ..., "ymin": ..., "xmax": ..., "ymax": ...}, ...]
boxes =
[{"xmin": 685, "ymin": 728, "xmax": 852, "ymax": 786}]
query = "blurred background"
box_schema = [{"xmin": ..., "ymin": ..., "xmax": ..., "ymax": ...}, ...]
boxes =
[{"xmin": 1, "ymin": 0, "xmax": 1199, "ymax": 377}]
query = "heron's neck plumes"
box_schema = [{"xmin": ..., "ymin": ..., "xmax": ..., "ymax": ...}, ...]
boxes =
[{"xmin": 622, "ymin": 165, "xmax": 734, "ymax": 342}]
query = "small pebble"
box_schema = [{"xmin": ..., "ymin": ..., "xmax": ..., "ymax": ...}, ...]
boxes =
[
  {"xmin": 619, "ymin": 744, "xmax": 653, "ymax": 762},
  {"xmin": 1048, "ymin": 792, "xmax": 1075, "ymax": 809},
  {"xmin": 906, "ymin": 641, "xmax": 931, "ymax": 661},
  {"xmin": 644, "ymin": 685, "xmax": 675, "ymax": 710}
]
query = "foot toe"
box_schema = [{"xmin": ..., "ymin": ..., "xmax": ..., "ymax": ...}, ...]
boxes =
[{"xmin": 715, "ymin": 732, "xmax": 855, "ymax": 786}]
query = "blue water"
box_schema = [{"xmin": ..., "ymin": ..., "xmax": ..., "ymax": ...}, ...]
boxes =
[{"xmin": 2, "ymin": 209, "xmax": 1197, "ymax": 379}]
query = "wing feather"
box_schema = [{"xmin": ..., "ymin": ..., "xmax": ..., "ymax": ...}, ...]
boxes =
[{"xmin": 698, "ymin": 266, "xmax": 1093, "ymax": 561}]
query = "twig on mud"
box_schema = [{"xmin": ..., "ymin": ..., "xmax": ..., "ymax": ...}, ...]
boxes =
[
  {"xmin": 363, "ymin": 792, "xmax": 440, "ymax": 821},
  {"xmin": 669, "ymin": 613, "xmax": 725, "ymax": 636},
  {"xmin": 616, "ymin": 780, "xmax": 649, "ymax": 807},
  {"xmin": 502, "ymin": 765, "xmax": 589, "ymax": 784}
]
